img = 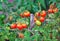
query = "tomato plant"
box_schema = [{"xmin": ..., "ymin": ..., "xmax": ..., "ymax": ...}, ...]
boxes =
[{"xmin": 0, "ymin": 0, "xmax": 60, "ymax": 41}]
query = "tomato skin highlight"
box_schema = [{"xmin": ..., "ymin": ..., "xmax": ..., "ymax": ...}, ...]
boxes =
[
  {"xmin": 10, "ymin": 24, "xmax": 17, "ymax": 29},
  {"xmin": 41, "ymin": 10, "xmax": 46, "ymax": 17},
  {"xmin": 17, "ymin": 24, "xmax": 23, "ymax": 30},
  {"xmin": 22, "ymin": 24, "xmax": 27, "ymax": 28},
  {"xmin": 40, "ymin": 17, "xmax": 45, "ymax": 22}
]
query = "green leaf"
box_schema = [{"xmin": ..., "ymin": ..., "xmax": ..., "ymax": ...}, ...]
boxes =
[{"xmin": 38, "ymin": 0, "xmax": 46, "ymax": 9}]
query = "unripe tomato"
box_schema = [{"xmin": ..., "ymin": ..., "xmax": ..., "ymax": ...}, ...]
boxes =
[
  {"xmin": 6, "ymin": 27, "xmax": 10, "ymax": 30},
  {"xmin": 17, "ymin": 24, "xmax": 23, "ymax": 30},
  {"xmin": 41, "ymin": 10, "xmax": 46, "ymax": 17},
  {"xmin": 10, "ymin": 23, "xmax": 17, "ymax": 29},
  {"xmin": 35, "ymin": 12, "xmax": 40, "ymax": 17},
  {"xmin": 53, "ymin": 8, "xmax": 58, "ymax": 13},
  {"xmin": 18, "ymin": 33, "xmax": 24, "ymax": 38},
  {"xmin": 22, "ymin": 24, "xmax": 27, "ymax": 28},
  {"xmin": 35, "ymin": 20, "xmax": 41, "ymax": 26},
  {"xmin": 40, "ymin": 17, "xmax": 45, "ymax": 22},
  {"xmin": 24, "ymin": 11, "xmax": 30, "ymax": 17},
  {"xmin": 48, "ymin": 9, "xmax": 53, "ymax": 13}
]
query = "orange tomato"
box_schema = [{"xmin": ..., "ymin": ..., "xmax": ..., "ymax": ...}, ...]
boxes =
[{"xmin": 24, "ymin": 11, "xmax": 30, "ymax": 17}]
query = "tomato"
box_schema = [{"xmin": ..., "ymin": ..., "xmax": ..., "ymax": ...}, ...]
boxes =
[
  {"xmin": 24, "ymin": 11, "xmax": 30, "ymax": 17},
  {"xmin": 10, "ymin": 23, "xmax": 17, "ymax": 29},
  {"xmin": 41, "ymin": 10, "xmax": 46, "ymax": 17},
  {"xmin": 53, "ymin": 8, "xmax": 58, "ymax": 13},
  {"xmin": 0, "ymin": 14, "xmax": 6, "ymax": 20},
  {"xmin": 48, "ymin": 9, "xmax": 53, "ymax": 13},
  {"xmin": 20, "ymin": 13, "xmax": 24, "ymax": 18},
  {"xmin": 35, "ymin": 12, "xmax": 40, "ymax": 17},
  {"xmin": 18, "ymin": 33, "xmax": 24, "ymax": 38},
  {"xmin": 49, "ymin": 4, "xmax": 54, "ymax": 9},
  {"xmin": 17, "ymin": 24, "xmax": 23, "ymax": 30},
  {"xmin": 34, "ymin": 16, "xmax": 37, "ymax": 22},
  {"xmin": 22, "ymin": 24, "xmax": 27, "ymax": 28},
  {"xmin": 35, "ymin": 20, "xmax": 41, "ymax": 26},
  {"xmin": 40, "ymin": 17, "xmax": 45, "ymax": 22}
]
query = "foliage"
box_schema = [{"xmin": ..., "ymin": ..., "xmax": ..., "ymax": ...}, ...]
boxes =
[{"xmin": 0, "ymin": 0, "xmax": 60, "ymax": 41}]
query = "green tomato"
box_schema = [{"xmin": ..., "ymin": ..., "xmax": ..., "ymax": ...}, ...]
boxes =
[
  {"xmin": 0, "ymin": 14, "xmax": 6, "ymax": 19},
  {"xmin": 35, "ymin": 20, "xmax": 41, "ymax": 26},
  {"xmin": 6, "ymin": 27, "xmax": 10, "ymax": 30}
]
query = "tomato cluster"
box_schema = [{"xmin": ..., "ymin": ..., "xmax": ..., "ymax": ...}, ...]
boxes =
[
  {"xmin": 10, "ymin": 23, "xmax": 27, "ymax": 30},
  {"xmin": 34, "ymin": 4, "xmax": 58, "ymax": 26},
  {"xmin": 34, "ymin": 10, "xmax": 46, "ymax": 26},
  {"xmin": 48, "ymin": 4, "xmax": 58, "ymax": 13}
]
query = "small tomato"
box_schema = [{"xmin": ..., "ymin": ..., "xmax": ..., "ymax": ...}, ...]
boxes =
[
  {"xmin": 22, "ymin": 24, "xmax": 27, "ymax": 28},
  {"xmin": 10, "ymin": 23, "xmax": 17, "ymax": 29},
  {"xmin": 41, "ymin": 10, "xmax": 46, "ymax": 17},
  {"xmin": 40, "ymin": 17, "xmax": 45, "ymax": 22},
  {"xmin": 17, "ymin": 24, "xmax": 23, "ymax": 30},
  {"xmin": 35, "ymin": 20, "xmax": 41, "ymax": 26}
]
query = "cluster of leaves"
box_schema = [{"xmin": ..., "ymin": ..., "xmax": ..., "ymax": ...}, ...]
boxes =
[{"xmin": 0, "ymin": 0, "xmax": 60, "ymax": 41}]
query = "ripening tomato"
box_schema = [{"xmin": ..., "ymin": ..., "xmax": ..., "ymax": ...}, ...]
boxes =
[
  {"xmin": 18, "ymin": 33, "xmax": 24, "ymax": 38},
  {"xmin": 35, "ymin": 20, "xmax": 41, "ymax": 26},
  {"xmin": 53, "ymin": 8, "xmax": 58, "ymax": 13},
  {"xmin": 17, "ymin": 24, "xmax": 23, "ymax": 30},
  {"xmin": 20, "ymin": 13, "xmax": 24, "ymax": 18},
  {"xmin": 22, "ymin": 24, "xmax": 27, "ymax": 28},
  {"xmin": 35, "ymin": 12, "xmax": 40, "ymax": 17},
  {"xmin": 41, "ymin": 10, "xmax": 46, "ymax": 17},
  {"xmin": 34, "ymin": 16, "xmax": 37, "ymax": 22},
  {"xmin": 49, "ymin": 4, "xmax": 54, "ymax": 9},
  {"xmin": 40, "ymin": 17, "xmax": 45, "ymax": 22},
  {"xmin": 10, "ymin": 23, "xmax": 17, "ymax": 29},
  {"xmin": 48, "ymin": 9, "xmax": 53, "ymax": 13},
  {"xmin": 24, "ymin": 11, "xmax": 30, "ymax": 17}
]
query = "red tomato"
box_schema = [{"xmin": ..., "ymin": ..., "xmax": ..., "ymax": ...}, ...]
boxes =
[
  {"xmin": 17, "ymin": 24, "xmax": 23, "ymax": 30},
  {"xmin": 39, "ymin": 17, "xmax": 45, "ymax": 22},
  {"xmin": 35, "ymin": 12, "xmax": 40, "ymax": 17},
  {"xmin": 24, "ymin": 11, "xmax": 30, "ymax": 17},
  {"xmin": 22, "ymin": 24, "xmax": 27, "ymax": 28},
  {"xmin": 10, "ymin": 24, "xmax": 17, "ymax": 29},
  {"xmin": 48, "ymin": 9, "xmax": 53, "ymax": 13},
  {"xmin": 41, "ymin": 10, "xmax": 46, "ymax": 17},
  {"xmin": 53, "ymin": 8, "xmax": 58, "ymax": 13}
]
